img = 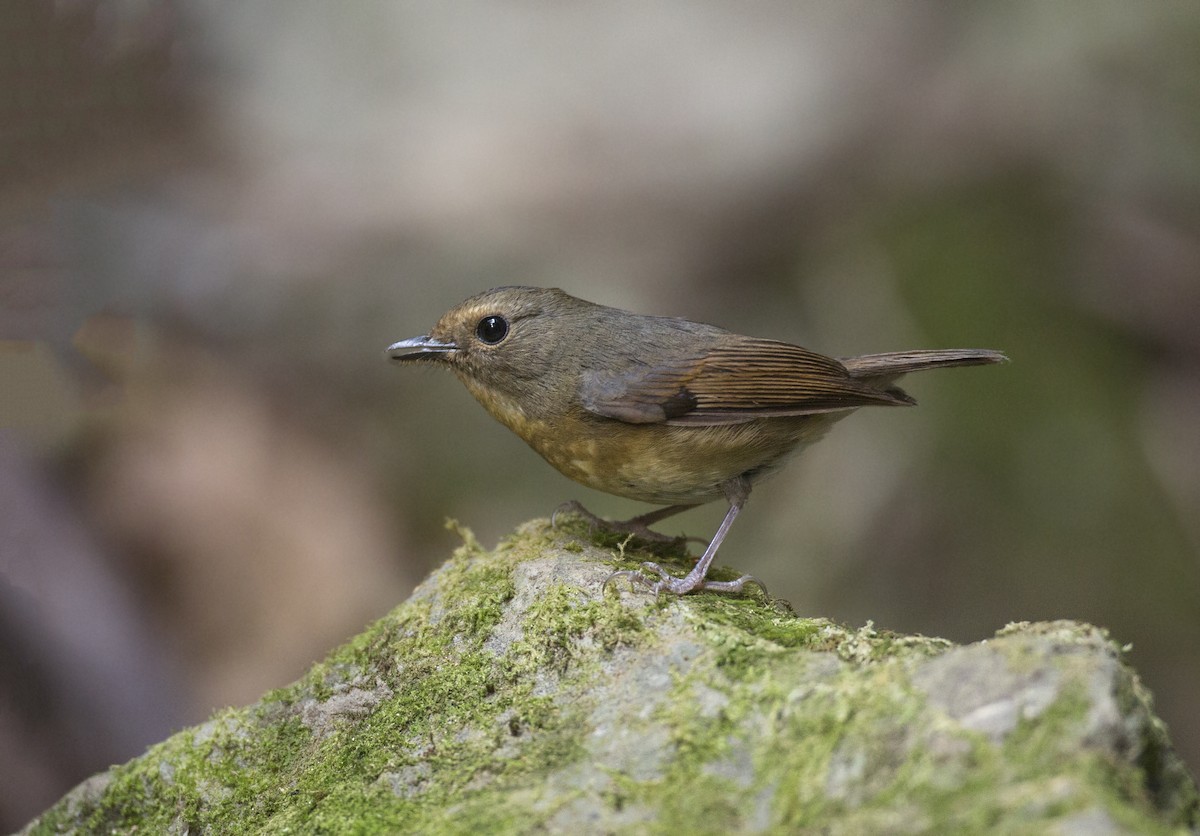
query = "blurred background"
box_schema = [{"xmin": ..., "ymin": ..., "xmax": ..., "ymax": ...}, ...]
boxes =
[{"xmin": 3, "ymin": 0, "xmax": 1199, "ymax": 826}]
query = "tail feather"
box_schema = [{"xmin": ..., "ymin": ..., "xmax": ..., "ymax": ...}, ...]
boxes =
[{"xmin": 841, "ymin": 349, "xmax": 1008, "ymax": 380}]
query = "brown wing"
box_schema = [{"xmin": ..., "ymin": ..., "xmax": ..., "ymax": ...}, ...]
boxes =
[{"xmin": 579, "ymin": 337, "xmax": 913, "ymax": 426}]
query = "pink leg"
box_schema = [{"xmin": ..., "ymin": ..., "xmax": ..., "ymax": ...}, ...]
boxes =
[{"xmin": 603, "ymin": 477, "xmax": 767, "ymax": 597}]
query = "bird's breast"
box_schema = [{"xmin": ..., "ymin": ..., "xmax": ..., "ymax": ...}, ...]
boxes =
[
  {"xmin": 516, "ymin": 413, "xmax": 838, "ymax": 505},
  {"xmin": 455, "ymin": 370, "xmax": 843, "ymax": 504}
]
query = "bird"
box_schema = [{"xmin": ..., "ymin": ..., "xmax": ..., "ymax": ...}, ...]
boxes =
[{"xmin": 387, "ymin": 286, "xmax": 1006, "ymax": 596}]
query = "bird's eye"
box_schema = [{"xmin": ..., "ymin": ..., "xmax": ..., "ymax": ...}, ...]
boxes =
[{"xmin": 475, "ymin": 315, "xmax": 509, "ymax": 345}]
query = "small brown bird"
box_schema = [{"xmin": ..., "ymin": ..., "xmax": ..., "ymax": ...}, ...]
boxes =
[{"xmin": 387, "ymin": 286, "xmax": 1005, "ymax": 596}]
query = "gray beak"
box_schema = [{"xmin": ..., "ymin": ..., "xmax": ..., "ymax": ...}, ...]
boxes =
[{"xmin": 386, "ymin": 336, "xmax": 458, "ymax": 361}]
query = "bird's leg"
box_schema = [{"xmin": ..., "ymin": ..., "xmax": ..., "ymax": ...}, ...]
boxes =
[
  {"xmin": 552, "ymin": 500, "xmax": 701, "ymax": 545},
  {"xmin": 604, "ymin": 477, "xmax": 767, "ymax": 597}
]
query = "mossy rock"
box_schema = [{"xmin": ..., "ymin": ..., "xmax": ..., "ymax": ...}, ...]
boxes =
[{"xmin": 23, "ymin": 519, "xmax": 1199, "ymax": 834}]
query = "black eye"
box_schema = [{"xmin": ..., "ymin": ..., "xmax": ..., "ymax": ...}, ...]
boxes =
[{"xmin": 475, "ymin": 315, "xmax": 509, "ymax": 344}]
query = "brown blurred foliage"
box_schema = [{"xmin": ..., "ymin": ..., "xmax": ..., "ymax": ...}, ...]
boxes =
[{"xmin": 3, "ymin": 1, "xmax": 1199, "ymax": 828}]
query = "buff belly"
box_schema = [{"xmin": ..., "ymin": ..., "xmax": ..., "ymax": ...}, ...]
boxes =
[
  {"xmin": 519, "ymin": 414, "xmax": 842, "ymax": 505},
  {"xmin": 457, "ymin": 371, "xmax": 849, "ymax": 505}
]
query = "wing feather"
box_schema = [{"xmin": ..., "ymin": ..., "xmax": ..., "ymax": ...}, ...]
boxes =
[{"xmin": 579, "ymin": 337, "xmax": 911, "ymax": 426}]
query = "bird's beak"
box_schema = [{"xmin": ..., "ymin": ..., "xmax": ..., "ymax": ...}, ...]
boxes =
[{"xmin": 386, "ymin": 336, "xmax": 458, "ymax": 361}]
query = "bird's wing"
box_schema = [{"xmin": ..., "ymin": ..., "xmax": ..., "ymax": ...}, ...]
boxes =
[{"xmin": 578, "ymin": 338, "xmax": 912, "ymax": 426}]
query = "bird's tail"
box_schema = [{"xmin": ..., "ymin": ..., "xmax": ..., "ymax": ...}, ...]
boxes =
[{"xmin": 841, "ymin": 349, "xmax": 1008, "ymax": 380}]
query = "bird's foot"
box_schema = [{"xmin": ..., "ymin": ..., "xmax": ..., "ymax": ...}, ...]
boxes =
[
  {"xmin": 552, "ymin": 500, "xmax": 700, "ymax": 548},
  {"xmin": 603, "ymin": 562, "xmax": 769, "ymax": 598}
]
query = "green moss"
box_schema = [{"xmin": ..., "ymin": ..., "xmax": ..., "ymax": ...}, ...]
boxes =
[
  {"xmin": 23, "ymin": 522, "xmax": 1198, "ymax": 834},
  {"xmin": 688, "ymin": 593, "xmax": 824, "ymax": 649},
  {"xmin": 517, "ymin": 581, "xmax": 647, "ymax": 668},
  {"xmin": 549, "ymin": 510, "xmax": 693, "ymax": 560}
]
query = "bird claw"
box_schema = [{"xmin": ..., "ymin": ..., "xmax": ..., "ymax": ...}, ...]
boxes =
[
  {"xmin": 570, "ymin": 487, "xmax": 766, "ymax": 599},
  {"xmin": 696, "ymin": 574, "xmax": 770, "ymax": 598},
  {"xmin": 603, "ymin": 563, "xmax": 770, "ymax": 599},
  {"xmin": 602, "ymin": 562, "xmax": 673, "ymax": 597}
]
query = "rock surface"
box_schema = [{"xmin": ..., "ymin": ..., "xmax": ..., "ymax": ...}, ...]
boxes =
[{"xmin": 23, "ymin": 518, "xmax": 1199, "ymax": 833}]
